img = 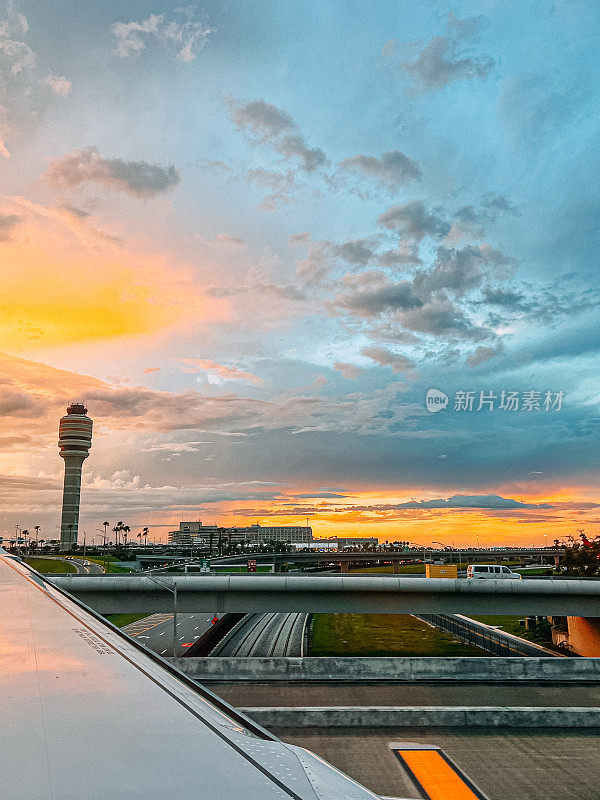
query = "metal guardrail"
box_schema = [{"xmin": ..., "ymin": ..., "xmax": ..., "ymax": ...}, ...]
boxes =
[{"xmin": 418, "ymin": 614, "xmax": 561, "ymax": 657}]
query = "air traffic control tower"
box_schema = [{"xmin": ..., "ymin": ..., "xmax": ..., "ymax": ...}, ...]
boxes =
[{"xmin": 58, "ymin": 402, "xmax": 92, "ymax": 552}]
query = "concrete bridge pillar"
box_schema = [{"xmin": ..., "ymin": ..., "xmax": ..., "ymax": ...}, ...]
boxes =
[{"xmin": 339, "ymin": 561, "xmax": 349, "ymax": 574}]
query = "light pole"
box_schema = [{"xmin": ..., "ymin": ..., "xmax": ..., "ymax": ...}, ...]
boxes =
[
  {"xmin": 141, "ymin": 573, "xmax": 179, "ymax": 657},
  {"xmin": 432, "ymin": 540, "xmax": 459, "ymax": 568},
  {"xmin": 96, "ymin": 528, "xmax": 109, "ymax": 573}
]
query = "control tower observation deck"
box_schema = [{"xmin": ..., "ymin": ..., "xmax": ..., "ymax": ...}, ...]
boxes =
[{"xmin": 58, "ymin": 402, "xmax": 93, "ymax": 552}]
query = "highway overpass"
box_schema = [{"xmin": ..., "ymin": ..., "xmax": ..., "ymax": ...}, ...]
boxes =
[
  {"xmin": 134, "ymin": 547, "xmax": 563, "ymax": 570},
  {"xmin": 52, "ymin": 574, "xmax": 600, "ymax": 616}
]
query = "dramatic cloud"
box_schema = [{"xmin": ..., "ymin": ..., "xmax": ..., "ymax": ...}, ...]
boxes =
[
  {"xmin": 465, "ymin": 345, "xmax": 501, "ymax": 366},
  {"xmin": 334, "ymin": 241, "xmax": 513, "ymax": 343},
  {"xmin": 339, "ymin": 150, "xmax": 421, "ymax": 191},
  {"xmin": 398, "ymin": 295, "xmax": 489, "ymax": 340},
  {"xmin": 0, "ymin": 352, "xmax": 418, "ymax": 445},
  {"xmin": 396, "ymin": 494, "xmax": 552, "ymax": 510},
  {"xmin": 45, "ymin": 147, "xmax": 180, "ymax": 198},
  {"xmin": 481, "ymin": 286, "xmax": 528, "ymax": 310},
  {"xmin": 360, "ymin": 346, "xmax": 416, "ymax": 373},
  {"xmin": 43, "ymin": 74, "xmax": 71, "ymax": 94},
  {"xmin": 229, "ymin": 99, "xmax": 295, "ymax": 139},
  {"xmin": 112, "ymin": 10, "xmax": 214, "ymax": 62},
  {"xmin": 414, "ymin": 245, "xmax": 516, "ymax": 297},
  {"xmin": 228, "ymin": 97, "xmax": 326, "ymax": 172},
  {"xmin": 0, "ymin": 212, "xmax": 19, "ymax": 240},
  {"xmin": 402, "ymin": 15, "xmax": 494, "ymax": 94},
  {"xmin": 333, "ymin": 362, "xmax": 363, "ymax": 380},
  {"xmin": 336, "ymin": 279, "xmax": 423, "ymax": 316},
  {"xmin": 378, "ymin": 201, "xmax": 450, "ymax": 241},
  {"xmin": 244, "ymin": 168, "xmax": 296, "ymax": 210},
  {"xmin": 176, "ymin": 358, "xmax": 263, "ymax": 385},
  {"xmin": 333, "ymin": 239, "xmax": 375, "ymax": 266},
  {"xmin": 0, "ymin": 3, "xmax": 35, "ymax": 75},
  {"xmin": 273, "ymin": 134, "xmax": 326, "ymax": 172},
  {"xmin": 482, "ymin": 194, "xmax": 519, "ymax": 215}
]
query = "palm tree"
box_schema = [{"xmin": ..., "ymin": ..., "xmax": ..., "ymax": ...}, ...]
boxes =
[
  {"xmin": 122, "ymin": 525, "xmax": 130, "ymax": 547},
  {"xmin": 143, "ymin": 527, "xmax": 149, "ymax": 546},
  {"xmin": 34, "ymin": 525, "xmax": 41, "ymax": 548},
  {"xmin": 112, "ymin": 525, "xmax": 120, "ymax": 546}
]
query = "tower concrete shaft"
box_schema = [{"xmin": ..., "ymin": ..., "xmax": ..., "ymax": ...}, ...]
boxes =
[{"xmin": 58, "ymin": 403, "xmax": 92, "ymax": 552}]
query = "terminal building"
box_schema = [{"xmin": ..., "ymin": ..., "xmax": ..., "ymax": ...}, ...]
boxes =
[
  {"xmin": 167, "ymin": 522, "xmax": 379, "ymax": 551},
  {"xmin": 167, "ymin": 521, "xmax": 313, "ymax": 548},
  {"xmin": 293, "ymin": 536, "xmax": 379, "ymax": 550},
  {"xmin": 229, "ymin": 524, "xmax": 313, "ymax": 544}
]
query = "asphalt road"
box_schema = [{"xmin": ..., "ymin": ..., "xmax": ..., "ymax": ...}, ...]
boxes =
[
  {"xmin": 31, "ymin": 556, "xmax": 104, "ymax": 575},
  {"xmin": 69, "ymin": 557, "xmax": 104, "ymax": 574},
  {"xmin": 123, "ymin": 612, "xmax": 220, "ymax": 657},
  {"xmin": 210, "ymin": 613, "xmax": 308, "ymax": 657}
]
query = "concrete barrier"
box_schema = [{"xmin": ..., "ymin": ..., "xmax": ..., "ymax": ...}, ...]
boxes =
[
  {"xmin": 50, "ymin": 573, "xmax": 600, "ymax": 616},
  {"xmin": 239, "ymin": 705, "xmax": 600, "ymax": 728},
  {"xmin": 171, "ymin": 656, "xmax": 600, "ymax": 682}
]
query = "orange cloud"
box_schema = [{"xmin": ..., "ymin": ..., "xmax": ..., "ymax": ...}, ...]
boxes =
[
  {"xmin": 176, "ymin": 357, "xmax": 263, "ymax": 385},
  {"xmin": 0, "ymin": 197, "xmax": 219, "ymax": 352}
]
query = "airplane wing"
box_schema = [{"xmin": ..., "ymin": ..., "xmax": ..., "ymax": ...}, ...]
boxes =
[{"xmin": 0, "ymin": 551, "xmax": 386, "ymax": 800}]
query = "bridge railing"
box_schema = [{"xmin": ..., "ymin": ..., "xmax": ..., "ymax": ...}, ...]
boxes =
[{"xmin": 417, "ymin": 613, "xmax": 561, "ymax": 657}]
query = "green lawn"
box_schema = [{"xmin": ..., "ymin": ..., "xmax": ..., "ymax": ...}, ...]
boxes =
[
  {"xmin": 105, "ymin": 613, "xmax": 150, "ymax": 627},
  {"xmin": 468, "ymin": 615, "xmax": 526, "ymax": 637},
  {"xmin": 310, "ymin": 613, "xmax": 485, "ymax": 657},
  {"xmin": 468, "ymin": 614, "xmax": 553, "ymax": 646},
  {"xmin": 24, "ymin": 557, "xmax": 76, "ymax": 574}
]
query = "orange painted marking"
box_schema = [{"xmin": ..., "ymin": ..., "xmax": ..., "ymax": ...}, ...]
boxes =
[{"xmin": 394, "ymin": 749, "xmax": 485, "ymax": 800}]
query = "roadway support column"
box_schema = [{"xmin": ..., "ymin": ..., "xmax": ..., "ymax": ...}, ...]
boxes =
[{"xmin": 340, "ymin": 561, "xmax": 349, "ymax": 573}]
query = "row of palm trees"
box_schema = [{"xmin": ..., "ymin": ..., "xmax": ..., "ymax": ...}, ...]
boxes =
[
  {"xmin": 101, "ymin": 521, "xmax": 149, "ymax": 547},
  {"xmin": 7, "ymin": 525, "xmax": 44, "ymax": 552}
]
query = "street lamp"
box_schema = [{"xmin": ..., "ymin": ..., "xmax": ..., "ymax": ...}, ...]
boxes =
[
  {"xmin": 96, "ymin": 528, "xmax": 109, "ymax": 573},
  {"xmin": 432, "ymin": 540, "xmax": 461, "ymax": 569},
  {"xmin": 141, "ymin": 572, "xmax": 179, "ymax": 657}
]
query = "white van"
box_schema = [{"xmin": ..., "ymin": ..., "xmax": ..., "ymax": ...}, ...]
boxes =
[{"xmin": 467, "ymin": 564, "xmax": 521, "ymax": 579}]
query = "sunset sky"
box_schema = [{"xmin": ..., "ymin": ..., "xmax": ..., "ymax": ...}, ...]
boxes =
[{"xmin": 1, "ymin": 0, "xmax": 599, "ymax": 546}]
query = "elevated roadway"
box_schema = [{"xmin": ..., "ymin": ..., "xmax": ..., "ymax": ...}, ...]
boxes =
[
  {"xmin": 135, "ymin": 547, "xmax": 563, "ymax": 570},
  {"xmin": 211, "ymin": 548, "xmax": 564, "ymax": 563},
  {"xmin": 52, "ymin": 573, "xmax": 600, "ymax": 616},
  {"xmin": 123, "ymin": 612, "xmax": 222, "ymax": 657},
  {"xmin": 211, "ymin": 613, "xmax": 308, "ymax": 657}
]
